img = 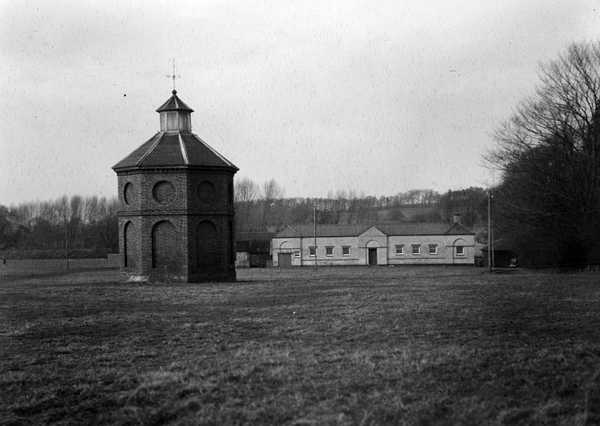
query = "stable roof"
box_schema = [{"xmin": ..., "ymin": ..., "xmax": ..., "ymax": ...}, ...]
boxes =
[{"xmin": 275, "ymin": 222, "xmax": 474, "ymax": 238}]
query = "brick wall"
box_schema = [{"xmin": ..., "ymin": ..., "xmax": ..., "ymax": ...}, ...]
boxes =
[{"xmin": 116, "ymin": 168, "xmax": 236, "ymax": 282}]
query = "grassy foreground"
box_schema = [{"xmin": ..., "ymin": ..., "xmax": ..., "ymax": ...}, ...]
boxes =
[{"xmin": 2, "ymin": 267, "xmax": 600, "ymax": 425}]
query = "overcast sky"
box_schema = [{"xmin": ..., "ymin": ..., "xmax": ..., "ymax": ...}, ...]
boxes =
[{"xmin": 1, "ymin": 0, "xmax": 599, "ymax": 204}]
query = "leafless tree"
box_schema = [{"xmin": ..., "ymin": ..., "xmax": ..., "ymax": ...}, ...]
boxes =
[
  {"xmin": 488, "ymin": 41, "xmax": 600, "ymax": 266},
  {"xmin": 262, "ymin": 179, "xmax": 284, "ymax": 201},
  {"xmin": 234, "ymin": 177, "xmax": 259, "ymax": 203}
]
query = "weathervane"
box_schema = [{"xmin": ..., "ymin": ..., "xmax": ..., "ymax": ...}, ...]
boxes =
[{"xmin": 166, "ymin": 59, "xmax": 181, "ymax": 91}]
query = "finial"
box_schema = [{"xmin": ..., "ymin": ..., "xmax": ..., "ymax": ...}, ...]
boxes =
[{"xmin": 165, "ymin": 58, "xmax": 181, "ymax": 91}]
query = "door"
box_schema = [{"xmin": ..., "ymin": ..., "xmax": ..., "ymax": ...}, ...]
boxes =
[
  {"xmin": 278, "ymin": 252, "xmax": 292, "ymax": 268},
  {"xmin": 368, "ymin": 248, "xmax": 377, "ymax": 265}
]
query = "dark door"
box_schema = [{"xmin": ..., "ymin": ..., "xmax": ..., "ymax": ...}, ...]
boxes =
[
  {"xmin": 368, "ymin": 248, "xmax": 377, "ymax": 265},
  {"xmin": 278, "ymin": 253, "xmax": 292, "ymax": 268}
]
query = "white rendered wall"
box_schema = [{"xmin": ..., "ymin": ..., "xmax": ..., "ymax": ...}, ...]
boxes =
[{"xmin": 271, "ymin": 234, "xmax": 475, "ymax": 266}]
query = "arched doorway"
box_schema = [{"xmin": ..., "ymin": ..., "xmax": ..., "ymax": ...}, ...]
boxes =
[
  {"xmin": 152, "ymin": 221, "xmax": 178, "ymax": 271},
  {"xmin": 366, "ymin": 240, "xmax": 379, "ymax": 265},
  {"xmin": 278, "ymin": 241, "xmax": 292, "ymax": 268},
  {"xmin": 123, "ymin": 221, "xmax": 135, "ymax": 268},
  {"xmin": 197, "ymin": 221, "xmax": 218, "ymax": 269}
]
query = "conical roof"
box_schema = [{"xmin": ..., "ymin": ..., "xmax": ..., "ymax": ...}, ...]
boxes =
[
  {"xmin": 113, "ymin": 132, "xmax": 237, "ymax": 170},
  {"xmin": 156, "ymin": 89, "xmax": 194, "ymax": 112}
]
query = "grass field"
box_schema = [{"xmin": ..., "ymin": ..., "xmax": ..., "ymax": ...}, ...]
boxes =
[{"xmin": 2, "ymin": 266, "xmax": 600, "ymax": 425}]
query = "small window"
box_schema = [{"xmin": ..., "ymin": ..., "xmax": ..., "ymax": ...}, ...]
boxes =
[
  {"xmin": 309, "ymin": 246, "xmax": 316, "ymax": 257},
  {"xmin": 325, "ymin": 246, "xmax": 334, "ymax": 256},
  {"xmin": 294, "ymin": 251, "xmax": 300, "ymax": 257},
  {"xmin": 395, "ymin": 244, "xmax": 404, "ymax": 255},
  {"xmin": 456, "ymin": 246, "xmax": 464, "ymax": 256},
  {"xmin": 342, "ymin": 246, "xmax": 350, "ymax": 256},
  {"xmin": 411, "ymin": 244, "xmax": 421, "ymax": 255},
  {"xmin": 429, "ymin": 244, "xmax": 438, "ymax": 255}
]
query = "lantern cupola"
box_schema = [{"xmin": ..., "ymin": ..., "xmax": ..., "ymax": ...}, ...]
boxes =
[{"xmin": 156, "ymin": 89, "xmax": 193, "ymax": 132}]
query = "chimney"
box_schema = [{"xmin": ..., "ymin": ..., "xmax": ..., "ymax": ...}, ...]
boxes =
[{"xmin": 453, "ymin": 213, "xmax": 461, "ymax": 224}]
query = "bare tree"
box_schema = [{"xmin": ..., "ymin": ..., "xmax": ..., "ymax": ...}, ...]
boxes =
[
  {"xmin": 234, "ymin": 177, "xmax": 259, "ymax": 203},
  {"xmin": 262, "ymin": 178, "xmax": 284, "ymax": 201},
  {"xmin": 489, "ymin": 41, "xmax": 600, "ymax": 266}
]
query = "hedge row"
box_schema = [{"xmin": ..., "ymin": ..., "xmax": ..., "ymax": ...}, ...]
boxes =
[{"xmin": 0, "ymin": 248, "xmax": 113, "ymax": 260}]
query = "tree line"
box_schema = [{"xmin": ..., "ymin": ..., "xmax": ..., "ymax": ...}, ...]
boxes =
[
  {"xmin": 0, "ymin": 196, "xmax": 118, "ymax": 258},
  {"xmin": 233, "ymin": 181, "xmax": 488, "ymax": 233},
  {"xmin": 0, "ymin": 185, "xmax": 489, "ymax": 258}
]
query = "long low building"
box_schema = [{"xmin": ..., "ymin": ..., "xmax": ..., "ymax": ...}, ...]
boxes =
[{"xmin": 272, "ymin": 220, "xmax": 475, "ymax": 267}]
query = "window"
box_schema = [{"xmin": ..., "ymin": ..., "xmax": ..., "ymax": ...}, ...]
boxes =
[
  {"xmin": 294, "ymin": 251, "xmax": 300, "ymax": 257},
  {"xmin": 395, "ymin": 244, "xmax": 404, "ymax": 255},
  {"xmin": 411, "ymin": 244, "xmax": 421, "ymax": 255},
  {"xmin": 309, "ymin": 246, "xmax": 316, "ymax": 257},
  {"xmin": 342, "ymin": 246, "xmax": 351, "ymax": 256},
  {"xmin": 428, "ymin": 244, "xmax": 438, "ymax": 255},
  {"xmin": 325, "ymin": 246, "xmax": 334, "ymax": 256},
  {"xmin": 456, "ymin": 246, "xmax": 464, "ymax": 256}
]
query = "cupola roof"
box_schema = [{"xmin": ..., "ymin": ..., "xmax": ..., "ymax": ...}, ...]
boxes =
[{"xmin": 156, "ymin": 89, "xmax": 194, "ymax": 112}]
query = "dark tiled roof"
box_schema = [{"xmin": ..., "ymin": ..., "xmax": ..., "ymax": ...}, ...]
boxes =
[
  {"xmin": 276, "ymin": 224, "xmax": 372, "ymax": 238},
  {"xmin": 156, "ymin": 90, "xmax": 194, "ymax": 112},
  {"xmin": 444, "ymin": 222, "xmax": 474, "ymax": 235},
  {"xmin": 275, "ymin": 222, "xmax": 474, "ymax": 238},
  {"xmin": 113, "ymin": 132, "xmax": 237, "ymax": 170},
  {"xmin": 236, "ymin": 232, "xmax": 275, "ymax": 242}
]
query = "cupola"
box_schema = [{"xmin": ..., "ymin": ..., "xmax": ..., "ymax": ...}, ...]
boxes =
[{"xmin": 156, "ymin": 89, "xmax": 193, "ymax": 132}]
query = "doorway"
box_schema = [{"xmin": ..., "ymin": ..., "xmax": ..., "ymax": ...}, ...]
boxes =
[
  {"xmin": 368, "ymin": 248, "xmax": 377, "ymax": 265},
  {"xmin": 278, "ymin": 252, "xmax": 292, "ymax": 268}
]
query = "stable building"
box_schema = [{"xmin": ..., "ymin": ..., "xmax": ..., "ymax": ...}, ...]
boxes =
[
  {"xmin": 272, "ymin": 220, "xmax": 475, "ymax": 267},
  {"xmin": 113, "ymin": 89, "xmax": 238, "ymax": 282}
]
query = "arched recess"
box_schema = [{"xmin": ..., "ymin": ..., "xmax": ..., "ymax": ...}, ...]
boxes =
[
  {"xmin": 152, "ymin": 220, "xmax": 178, "ymax": 270},
  {"xmin": 197, "ymin": 220, "xmax": 218, "ymax": 268},
  {"xmin": 279, "ymin": 241, "xmax": 290, "ymax": 250},
  {"xmin": 228, "ymin": 220, "xmax": 234, "ymax": 264},
  {"xmin": 228, "ymin": 182, "xmax": 234, "ymax": 206},
  {"xmin": 123, "ymin": 221, "xmax": 136, "ymax": 268},
  {"xmin": 452, "ymin": 238, "xmax": 466, "ymax": 257},
  {"xmin": 366, "ymin": 240, "xmax": 379, "ymax": 248}
]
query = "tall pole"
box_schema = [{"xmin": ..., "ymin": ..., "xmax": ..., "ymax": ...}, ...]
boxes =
[
  {"xmin": 64, "ymin": 216, "xmax": 69, "ymax": 271},
  {"xmin": 313, "ymin": 205, "xmax": 317, "ymax": 269},
  {"xmin": 490, "ymin": 191, "xmax": 494, "ymax": 270},
  {"xmin": 487, "ymin": 190, "xmax": 492, "ymax": 273}
]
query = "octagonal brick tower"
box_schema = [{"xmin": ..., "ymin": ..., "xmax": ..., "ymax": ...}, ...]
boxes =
[{"xmin": 113, "ymin": 90, "xmax": 238, "ymax": 282}]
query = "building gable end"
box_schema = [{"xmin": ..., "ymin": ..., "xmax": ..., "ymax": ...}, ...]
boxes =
[{"xmin": 358, "ymin": 226, "xmax": 386, "ymax": 238}]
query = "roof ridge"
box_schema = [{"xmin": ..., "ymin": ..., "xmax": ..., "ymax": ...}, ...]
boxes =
[
  {"xmin": 135, "ymin": 132, "xmax": 163, "ymax": 167},
  {"xmin": 177, "ymin": 133, "xmax": 189, "ymax": 165}
]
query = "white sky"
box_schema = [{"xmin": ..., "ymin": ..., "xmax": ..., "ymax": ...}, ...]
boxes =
[{"xmin": 1, "ymin": 0, "xmax": 599, "ymax": 204}]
